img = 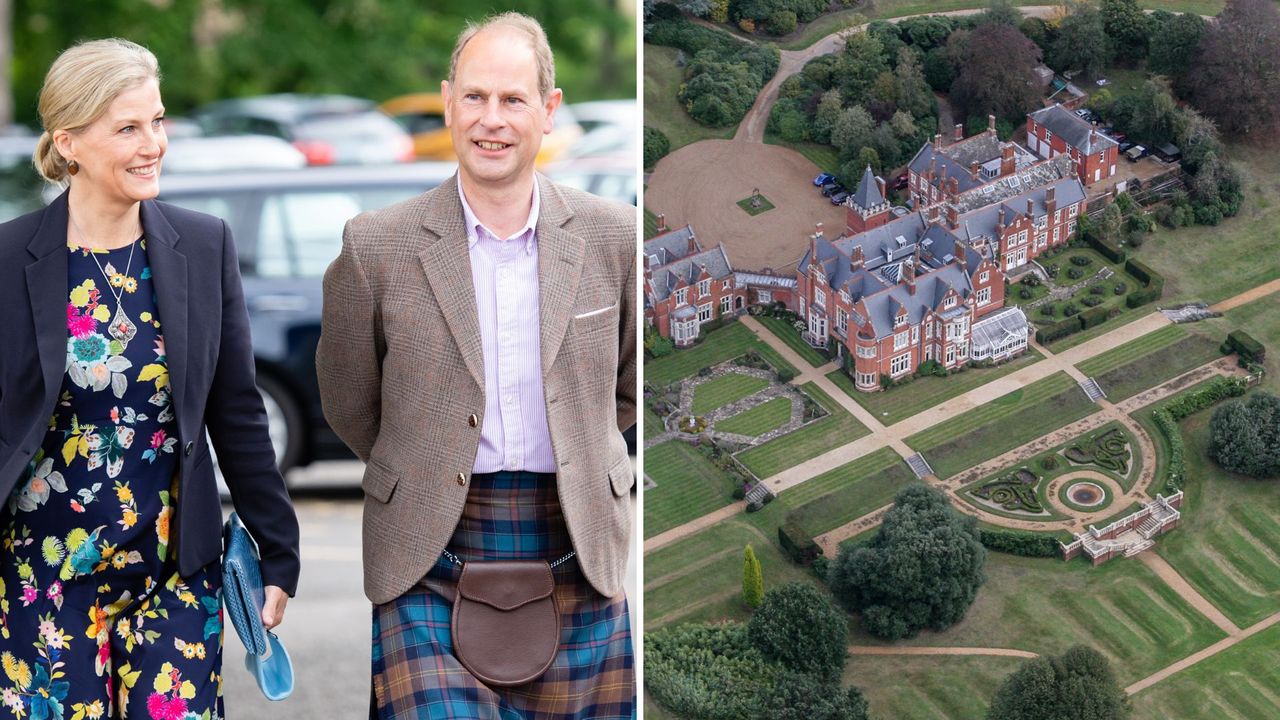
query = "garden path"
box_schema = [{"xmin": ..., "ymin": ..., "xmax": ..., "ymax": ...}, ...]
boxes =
[
  {"xmin": 1137, "ymin": 552, "xmax": 1240, "ymax": 635},
  {"xmin": 847, "ymin": 646, "xmax": 1038, "ymax": 659},
  {"xmin": 1125, "ymin": 610, "xmax": 1280, "ymax": 696}
]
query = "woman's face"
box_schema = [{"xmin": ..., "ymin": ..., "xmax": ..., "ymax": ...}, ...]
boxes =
[{"xmin": 58, "ymin": 78, "xmax": 167, "ymax": 206}]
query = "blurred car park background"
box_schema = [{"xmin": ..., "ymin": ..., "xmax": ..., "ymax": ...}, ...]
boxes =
[{"xmin": 1, "ymin": 2, "xmax": 637, "ymax": 717}]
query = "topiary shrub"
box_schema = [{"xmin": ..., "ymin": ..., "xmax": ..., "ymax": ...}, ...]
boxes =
[
  {"xmin": 1040, "ymin": 454, "xmax": 1059, "ymax": 471},
  {"xmin": 1070, "ymin": 255, "xmax": 1093, "ymax": 266},
  {"xmin": 776, "ymin": 367, "xmax": 796, "ymax": 383},
  {"xmin": 1063, "ymin": 303, "xmax": 1080, "ymax": 317},
  {"xmin": 1209, "ymin": 392, "xmax": 1280, "ymax": 479},
  {"xmin": 778, "ymin": 517, "xmax": 821, "ymax": 565},
  {"xmin": 1067, "ymin": 267, "xmax": 1085, "ymax": 280},
  {"xmin": 1113, "ymin": 281, "xmax": 1127, "ymax": 295}
]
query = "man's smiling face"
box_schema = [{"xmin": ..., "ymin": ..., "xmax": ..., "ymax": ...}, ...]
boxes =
[{"xmin": 444, "ymin": 26, "xmax": 561, "ymax": 191}]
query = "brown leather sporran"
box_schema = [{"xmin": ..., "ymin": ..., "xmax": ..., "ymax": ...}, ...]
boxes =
[{"xmin": 451, "ymin": 560, "xmax": 561, "ymax": 687}]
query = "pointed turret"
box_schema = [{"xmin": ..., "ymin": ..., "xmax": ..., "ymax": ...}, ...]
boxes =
[{"xmin": 846, "ymin": 165, "xmax": 893, "ymax": 234}]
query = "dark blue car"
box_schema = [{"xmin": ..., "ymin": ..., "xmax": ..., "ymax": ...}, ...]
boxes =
[{"xmin": 813, "ymin": 172, "xmax": 836, "ymax": 187}]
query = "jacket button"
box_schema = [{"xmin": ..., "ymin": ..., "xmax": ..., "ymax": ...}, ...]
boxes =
[
  {"xmin": 456, "ymin": 472, "xmax": 467, "ymax": 486},
  {"xmin": 467, "ymin": 413, "xmax": 478, "ymax": 427},
  {"xmin": 184, "ymin": 441, "xmax": 194, "ymax": 456}
]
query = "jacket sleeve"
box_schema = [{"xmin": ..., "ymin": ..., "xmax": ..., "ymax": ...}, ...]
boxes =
[
  {"xmin": 316, "ymin": 219, "xmax": 383, "ymax": 462},
  {"xmin": 205, "ymin": 219, "xmax": 302, "ymax": 595},
  {"xmin": 616, "ymin": 237, "xmax": 637, "ymax": 435}
]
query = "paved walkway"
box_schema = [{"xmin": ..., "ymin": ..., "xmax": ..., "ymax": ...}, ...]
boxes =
[
  {"xmin": 644, "ymin": 502, "xmax": 744, "ymax": 553},
  {"xmin": 1137, "ymin": 552, "xmax": 1241, "ymax": 635},
  {"xmin": 848, "ymin": 645, "xmax": 1038, "ymax": 659},
  {"xmin": 1209, "ymin": 277, "xmax": 1280, "ymax": 312},
  {"xmin": 1125, "ymin": 610, "xmax": 1280, "ymax": 696}
]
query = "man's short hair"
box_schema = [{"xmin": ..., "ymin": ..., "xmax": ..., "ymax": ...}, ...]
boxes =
[{"xmin": 448, "ymin": 12, "xmax": 556, "ymax": 100}]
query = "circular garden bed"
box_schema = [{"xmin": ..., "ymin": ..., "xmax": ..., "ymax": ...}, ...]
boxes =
[{"xmin": 1057, "ymin": 477, "xmax": 1115, "ymax": 513}]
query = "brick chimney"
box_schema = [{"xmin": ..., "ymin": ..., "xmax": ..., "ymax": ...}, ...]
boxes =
[
  {"xmin": 997, "ymin": 206, "xmax": 1006, "ymax": 233},
  {"xmin": 657, "ymin": 213, "xmax": 667, "ymax": 233},
  {"xmin": 988, "ymin": 114, "xmax": 997, "ymax": 135},
  {"xmin": 970, "ymin": 161, "xmax": 979, "ymax": 181},
  {"xmin": 815, "ymin": 222, "xmax": 824, "ymax": 239},
  {"xmin": 933, "ymin": 133, "xmax": 942, "ymax": 151},
  {"xmin": 947, "ymin": 203, "xmax": 959, "ymax": 229},
  {"xmin": 850, "ymin": 244, "xmax": 865, "ymax": 270},
  {"xmin": 1045, "ymin": 186, "xmax": 1057, "ymax": 216},
  {"xmin": 939, "ymin": 164, "xmax": 948, "ymax": 194},
  {"xmin": 809, "ymin": 232, "xmax": 819, "ymax": 271},
  {"xmin": 928, "ymin": 156, "xmax": 937, "ymax": 183},
  {"xmin": 927, "ymin": 204, "xmax": 941, "ymax": 224},
  {"xmin": 904, "ymin": 260, "xmax": 917, "ymax": 295},
  {"xmin": 954, "ymin": 123, "xmax": 964, "ymax": 142},
  {"xmin": 950, "ymin": 177, "xmax": 959, "ymax": 195},
  {"xmin": 1026, "ymin": 197, "xmax": 1035, "ymax": 219},
  {"xmin": 957, "ymin": 245, "xmax": 968, "ymax": 271},
  {"xmin": 875, "ymin": 176, "xmax": 886, "ymax": 199},
  {"xmin": 1000, "ymin": 144, "xmax": 1016, "ymax": 175}
]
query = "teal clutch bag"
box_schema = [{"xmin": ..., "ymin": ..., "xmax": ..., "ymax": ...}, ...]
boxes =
[{"xmin": 223, "ymin": 511, "xmax": 294, "ymax": 701}]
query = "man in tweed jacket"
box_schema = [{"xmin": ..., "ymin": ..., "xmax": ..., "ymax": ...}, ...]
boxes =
[{"xmin": 317, "ymin": 13, "xmax": 636, "ymax": 716}]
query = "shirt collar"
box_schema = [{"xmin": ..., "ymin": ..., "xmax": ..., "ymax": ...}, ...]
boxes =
[{"xmin": 458, "ymin": 175, "xmax": 540, "ymax": 255}]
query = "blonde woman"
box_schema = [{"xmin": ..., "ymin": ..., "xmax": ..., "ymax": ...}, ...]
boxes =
[{"xmin": 0, "ymin": 39, "xmax": 299, "ymax": 717}]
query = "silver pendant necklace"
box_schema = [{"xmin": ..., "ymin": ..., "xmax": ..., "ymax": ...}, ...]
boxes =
[{"xmin": 69, "ymin": 213, "xmax": 141, "ymax": 349}]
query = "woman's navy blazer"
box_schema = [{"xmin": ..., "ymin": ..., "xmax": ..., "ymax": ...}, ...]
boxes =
[{"xmin": 0, "ymin": 191, "xmax": 300, "ymax": 594}]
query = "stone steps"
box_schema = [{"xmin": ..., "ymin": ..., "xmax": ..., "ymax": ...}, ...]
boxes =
[
  {"xmin": 906, "ymin": 453, "xmax": 934, "ymax": 479},
  {"xmin": 1080, "ymin": 377, "xmax": 1106, "ymax": 403}
]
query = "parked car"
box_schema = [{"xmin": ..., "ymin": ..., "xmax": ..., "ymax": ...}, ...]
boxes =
[
  {"xmin": 155, "ymin": 163, "xmax": 455, "ymax": 473},
  {"xmin": 379, "ymin": 93, "xmax": 582, "ymax": 165},
  {"xmin": 1125, "ymin": 145, "xmax": 1147, "ymax": 162},
  {"xmin": 196, "ymin": 94, "xmax": 415, "ymax": 166},
  {"xmin": 544, "ymin": 153, "xmax": 637, "ymax": 206},
  {"xmin": 813, "ymin": 172, "xmax": 836, "ymax": 187},
  {"xmin": 162, "ymin": 135, "xmax": 307, "ymax": 174},
  {"xmin": 830, "ymin": 191, "xmax": 849, "ymax": 204},
  {"xmin": 893, "ymin": 173, "xmax": 909, "ymax": 191},
  {"xmin": 1118, "ymin": 141, "xmax": 1135, "ymax": 153},
  {"xmin": 822, "ymin": 183, "xmax": 844, "ymax": 197}
]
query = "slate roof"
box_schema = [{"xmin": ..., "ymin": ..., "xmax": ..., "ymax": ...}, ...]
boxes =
[
  {"xmin": 907, "ymin": 132, "xmax": 1005, "ymax": 196},
  {"xmin": 644, "ymin": 224, "xmax": 697, "ymax": 267},
  {"xmin": 647, "ymin": 245, "xmax": 734, "ymax": 303},
  {"xmin": 1028, "ymin": 104, "xmax": 1119, "ymax": 155},
  {"xmin": 956, "ymin": 177, "xmax": 1086, "ymax": 242},
  {"xmin": 951, "ymin": 154, "xmax": 1077, "ymax": 214},
  {"xmin": 859, "ymin": 263, "xmax": 974, "ymax": 339},
  {"xmin": 851, "ymin": 165, "xmax": 885, "ymax": 211}
]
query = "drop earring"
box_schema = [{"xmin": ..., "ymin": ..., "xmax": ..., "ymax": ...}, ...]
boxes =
[{"xmin": 67, "ymin": 160, "xmax": 79, "ymax": 176}]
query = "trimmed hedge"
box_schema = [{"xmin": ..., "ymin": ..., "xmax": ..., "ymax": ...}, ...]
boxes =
[
  {"xmin": 1036, "ymin": 316, "xmax": 1083, "ymax": 344},
  {"xmin": 1151, "ymin": 375, "xmax": 1248, "ymax": 492},
  {"xmin": 1124, "ymin": 257, "xmax": 1165, "ymax": 309},
  {"xmin": 979, "ymin": 528, "xmax": 1060, "ymax": 557},
  {"xmin": 778, "ymin": 517, "xmax": 821, "ymax": 565},
  {"xmin": 1086, "ymin": 234, "xmax": 1127, "ymax": 264},
  {"xmin": 1078, "ymin": 305, "xmax": 1109, "ymax": 330},
  {"xmin": 1223, "ymin": 330, "xmax": 1266, "ymax": 364}
]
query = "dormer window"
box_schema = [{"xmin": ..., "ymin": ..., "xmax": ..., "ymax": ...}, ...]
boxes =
[
  {"xmin": 675, "ymin": 288, "xmax": 688, "ymax": 306},
  {"xmin": 945, "ymin": 296, "xmax": 956, "ymax": 309},
  {"xmin": 895, "ymin": 312, "xmax": 907, "ymax": 328}
]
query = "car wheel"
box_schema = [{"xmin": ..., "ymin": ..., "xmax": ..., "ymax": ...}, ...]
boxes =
[{"xmin": 256, "ymin": 373, "xmax": 305, "ymax": 473}]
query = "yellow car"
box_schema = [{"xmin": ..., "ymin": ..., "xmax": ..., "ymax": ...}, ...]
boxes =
[{"xmin": 379, "ymin": 93, "xmax": 582, "ymax": 166}]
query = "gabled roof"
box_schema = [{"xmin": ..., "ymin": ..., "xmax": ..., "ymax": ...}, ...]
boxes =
[
  {"xmin": 950, "ymin": 154, "xmax": 1076, "ymax": 214},
  {"xmin": 907, "ymin": 132, "xmax": 1005, "ymax": 196},
  {"xmin": 644, "ymin": 224, "xmax": 698, "ymax": 266},
  {"xmin": 647, "ymin": 245, "xmax": 734, "ymax": 303},
  {"xmin": 1028, "ymin": 104, "xmax": 1119, "ymax": 155},
  {"xmin": 958, "ymin": 177, "xmax": 1087, "ymax": 242},
  {"xmin": 859, "ymin": 262, "xmax": 974, "ymax": 339},
  {"xmin": 851, "ymin": 165, "xmax": 885, "ymax": 211}
]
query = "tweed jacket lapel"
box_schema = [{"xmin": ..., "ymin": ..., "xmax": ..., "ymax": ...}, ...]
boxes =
[
  {"xmin": 533, "ymin": 176, "xmax": 584, "ymax": 377},
  {"xmin": 418, "ymin": 177, "xmax": 485, "ymax": 390}
]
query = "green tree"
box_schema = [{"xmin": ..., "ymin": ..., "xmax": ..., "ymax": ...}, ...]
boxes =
[
  {"xmin": 710, "ymin": 0, "xmax": 730, "ymax": 23},
  {"xmin": 827, "ymin": 484, "xmax": 986, "ymax": 640},
  {"xmin": 1188, "ymin": 0, "xmax": 1280, "ymax": 135},
  {"xmin": 1098, "ymin": 204, "xmax": 1123, "ymax": 243},
  {"xmin": 836, "ymin": 30, "xmax": 888, "ymax": 103},
  {"xmin": 977, "ymin": 0, "xmax": 1022, "ymax": 27},
  {"xmin": 768, "ymin": 9, "xmax": 797, "ymax": 35},
  {"xmin": 949, "ymin": 22, "xmax": 1041, "ymax": 123},
  {"xmin": 1051, "ymin": 4, "xmax": 1110, "ymax": 77},
  {"xmin": 922, "ymin": 47, "xmax": 958, "ymax": 92},
  {"xmin": 855, "ymin": 146, "xmax": 881, "ymax": 175},
  {"xmin": 813, "ymin": 89, "xmax": 844, "ymax": 145},
  {"xmin": 893, "ymin": 47, "xmax": 933, "ymax": 119},
  {"xmin": 889, "ymin": 109, "xmax": 917, "ymax": 138},
  {"xmin": 747, "ymin": 582, "xmax": 849, "ymax": 679},
  {"xmin": 1209, "ymin": 392, "xmax": 1280, "ymax": 479},
  {"xmin": 988, "ymin": 646, "xmax": 1129, "ymax": 720},
  {"xmin": 644, "ymin": 126, "xmax": 670, "ymax": 170},
  {"xmin": 743, "ymin": 544, "xmax": 764, "ymax": 607},
  {"xmin": 761, "ymin": 671, "xmax": 871, "ymax": 720},
  {"xmin": 1101, "ymin": 0, "xmax": 1150, "ymax": 61},
  {"xmin": 831, "ymin": 105, "xmax": 875, "ymax": 157},
  {"xmin": 1147, "ymin": 11, "xmax": 1206, "ymax": 80}
]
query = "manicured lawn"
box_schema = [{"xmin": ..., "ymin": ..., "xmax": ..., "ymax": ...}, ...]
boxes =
[
  {"xmin": 691, "ymin": 373, "xmax": 770, "ymax": 414},
  {"xmin": 764, "ymin": 133, "xmax": 841, "ymax": 174},
  {"xmin": 1085, "ymin": 330, "xmax": 1222, "ymax": 401},
  {"xmin": 645, "ymin": 321, "xmax": 798, "ymax": 387},
  {"xmin": 842, "ymin": 655, "xmax": 1026, "ymax": 720},
  {"xmin": 868, "ymin": 553, "xmax": 1228, "ymax": 686},
  {"xmin": 827, "ymin": 348, "xmax": 1044, "ymax": 426},
  {"xmin": 1137, "ymin": 143, "xmax": 1280, "ymax": 305},
  {"xmin": 775, "ymin": 448, "xmax": 916, "ymax": 537},
  {"xmin": 736, "ymin": 382, "xmax": 871, "ymax": 478},
  {"xmin": 715, "ymin": 396, "xmax": 792, "ymax": 436},
  {"xmin": 905, "ymin": 372, "xmax": 1098, "ymax": 479},
  {"xmin": 643, "ymin": 44, "xmax": 735, "ymax": 154},
  {"xmin": 1131, "ymin": 622, "xmax": 1280, "ymax": 720},
  {"xmin": 1187, "ymin": 298, "xmax": 1280, "ymax": 394},
  {"xmin": 1156, "ymin": 413, "xmax": 1280, "ymax": 627},
  {"xmin": 643, "ymin": 515, "xmax": 817, "ymax": 629},
  {"xmin": 643, "ymin": 441, "xmax": 736, "ymax": 539},
  {"xmin": 736, "ymin": 194, "xmax": 775, "ymax": 216},
  {"xmin": 643, "ymin": 208, "xmax": 661, "ymax": 239},
  {"xmin": 1077, "ymin": 324, "xmax": 1187, "ymax": 376},
  {"xmin": 774, "ymin": 10, "xmax": 868, "ymax": 50},
  {"xmin": 643, "ymin": 406, "xmax": 665, "ymax": 440},
  {"xmin": 1028, "ymin": 248, "xmax": 1131, "ymax": 328},
  {"xmin": 1045, "ymin": 303, "xmax": 1154, "ymax": 352},
  {"xmin": 755, "ymin": 315, "xmax": 828, "ymax": 367}
]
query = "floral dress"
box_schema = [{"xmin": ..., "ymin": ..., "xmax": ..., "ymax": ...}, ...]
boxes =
[{"xmin": 1, "ymin": 240, "xmax": 223, "ymax": 720}]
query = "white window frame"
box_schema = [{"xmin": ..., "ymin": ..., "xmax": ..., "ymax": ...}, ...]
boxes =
[
  {"xmin": 894, "ymin": 331, "xmax": 909, "ymax": 350},
  {"xmin": 758, "ymin": 290, "xmax": 772, "ymax": 304},
  {"xmin": 836, "ymin": 307, "xmax": 848, "ymax": 333},
  {"xmin": 890, "ymin": 353, "xmax": 912, "ymax": 376},
  {"xmin": 946, "ymin": 344, "xmax": 956, "ymax": 364},
  {"xmin": 675, "ymin": 288, "xmax": 688, "ymax": 306},
  {"xmin": 814, "ymin": 287, "xmax": 826, "ymax": 308},
  {"xmin": 911, "ymin": 326, "xmax": 919, "ymax": 343},
  {"xmin": 1069, "ymin": 204, "xmax": 1078, "ymax": 218},
  {"xmin": 977, "ymin": 287, "xmax": 992, "ymax": 305},
  {"xmin": 720, "ymin": 295, "xmax": 731, "ymax": 314},
  {"xmin": 945, "ymin": 296, "xmax": 956, "ymax": 310},
  {"xmin": 857, "ymin": 371, "xmax": 877, "ymax": 386},
  {"xmin": 698, "ymin": 303, "xmax": 713, "ymax": 322},
  {"xmin": 698, "ymin": 279, "xmax": 711, "ymax": 297},
  {"xmin": 979, "ymin": 271, "xmax": 989, "ymax": 283},
  {"xmin": 857, "ymin": 345, "xmax": 876, "ymax": 358}
]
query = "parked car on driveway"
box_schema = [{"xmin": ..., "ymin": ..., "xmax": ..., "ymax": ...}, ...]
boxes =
[
  {"xmin": 1125, "ymin": 145, "xmax": 1147, "ymax": 162},
  {"xmin": 822, "ymin": 182, "xmax": 844, "ymax": 197},
  {"xmin": 157, "ymin": 162, "xmax": 454, "ymax": 473},
  {"xmin": 893, "ymin": 173, "xmax": 909, "ymax": 190},
  {"xmin": 830, "ymin": 191, "xmax": 849, "ymax": 204},
  {"xmin": 813, "ymin": 172, "xmax": 836, "ymax": 186},
  {"xmin": 196, "ymin": 94, "xmax": 415, "ymax": 166}
]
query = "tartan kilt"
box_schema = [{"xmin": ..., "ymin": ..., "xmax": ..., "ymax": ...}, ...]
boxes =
[{"xmin": 370, "ymin": 471, "xmax": 635, "ymax": 719}]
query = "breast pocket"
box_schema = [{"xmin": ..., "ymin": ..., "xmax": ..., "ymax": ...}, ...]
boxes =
[{"xmin": 571, "ymin": 303, "xmax": 618, "ymax": 336}]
